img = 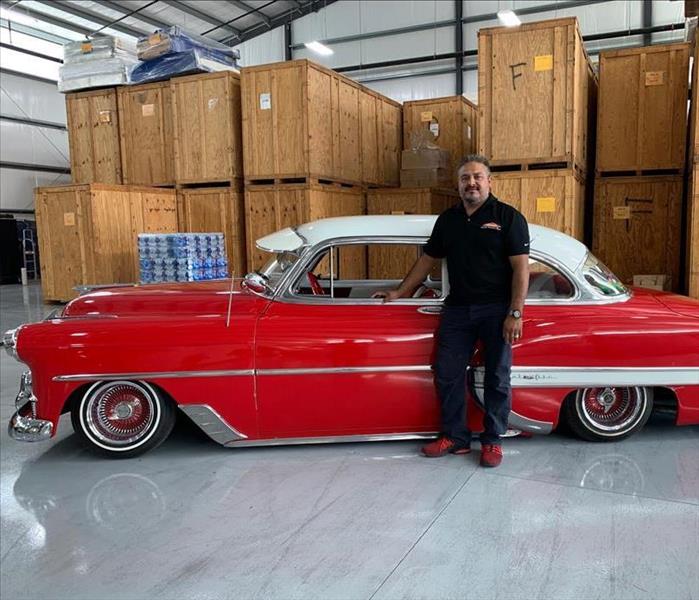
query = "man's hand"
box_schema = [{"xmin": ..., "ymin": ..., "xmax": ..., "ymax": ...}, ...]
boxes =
[
  {"xmin": 372, "ymin": 290, "xmax": 403, "ymax": 302},
  {"xmin": 503, "ymin": 315, "xmax": 523, "ymax": 344}
]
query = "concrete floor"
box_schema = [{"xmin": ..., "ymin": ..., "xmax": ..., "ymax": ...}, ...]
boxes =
[{"xmin": 1, "ymin": 282, "xmax": 698, "ymax": 600}]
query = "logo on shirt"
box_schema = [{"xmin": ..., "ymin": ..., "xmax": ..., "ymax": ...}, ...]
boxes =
[{"xmin": 480, "ymin": 222, "xmax": 502, "ymax": 231}]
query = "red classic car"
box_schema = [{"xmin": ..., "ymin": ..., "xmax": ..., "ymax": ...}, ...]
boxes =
[{"xmin": 5, "ymin": 215, "xmax": 699, "ymax": 458}]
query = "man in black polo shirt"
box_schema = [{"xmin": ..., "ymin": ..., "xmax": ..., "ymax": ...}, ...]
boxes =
[{"xmin": 376, "ymin": 154, "xmax": 529, "ymax": 467}]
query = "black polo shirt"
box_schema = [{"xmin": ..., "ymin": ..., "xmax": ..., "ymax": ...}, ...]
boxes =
[{"xmin": 424, "ymin": 194, "xmax": 529, "ymax": 306}]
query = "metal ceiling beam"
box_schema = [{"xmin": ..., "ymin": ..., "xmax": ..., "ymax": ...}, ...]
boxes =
[
  {"xmin": 0, "ymin": 17, "xmax": 73, "ymax": 44},
  {"xmin": 0, "ymin": 3, "xmax": 94, "ymax": 36},
  {"xmin": 98, "ymin": 0, "xmax": 171, "ymax": 32},
  {"xmin": 222, "ymin": 0, "xmax": 337, "ymax": 44},
  {"xmin": 0, "ymin": 41, "xmax": 62, "ymax": 62},
  {"xmin": 226, "ymin": 0, "xmax": 270, "ymax": 27},
  {"xmin": 33, "ymin": 0, "xmax": 146, "ymax": 37},
  {"xmin": 159, "ymin": 0, "xmax": 241, "ymax": 37},
  {"xmin": 291, "ymin": 0, "xmax": 609, "ymax": 50}
]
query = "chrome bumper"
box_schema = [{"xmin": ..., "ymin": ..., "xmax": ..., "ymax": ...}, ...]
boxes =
[{"xmin": 8, "ymin": 371, "xmax": 53, "ymax": 442}]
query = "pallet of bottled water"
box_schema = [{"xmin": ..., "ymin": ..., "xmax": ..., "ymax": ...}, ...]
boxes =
[{"xmin": 138, "ymin": 233, "xmax": 228, "ymax": 283}]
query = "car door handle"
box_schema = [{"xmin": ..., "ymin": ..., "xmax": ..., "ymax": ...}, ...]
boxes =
[{"xmin": 417, "ymin": 306, "xmax": 442, "ymax": 315}]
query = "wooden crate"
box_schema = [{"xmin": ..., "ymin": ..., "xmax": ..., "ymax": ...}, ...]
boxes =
[
  {"xmin": 35, "ymin": 184, "xmax": 177, "ymax": 302},
  {"xmin": 244, "ymin": 182, "xmax": 366, "ymax": 272},
  {"xmin": 478, "ymin": 17, "xmax": 597, "ymax": 174},
  {"xmin": 592, "ymin": 176, "xmax": 683, "ymax": 290},
  {"xmin": 367, "ymin": 187, "xmax": 459, "ymax": 279},
  {"xmin": 177, "ymin": 187, "xmax": 246, "ymax": 277},
  {"xmin": 65, "ymin": 88, "xmax": 122, "ymax": 184},
  {"xmin": 172, "ymin": 71, "xmax": 244, "ymax": 186},
  {"xmin": 403, "ymin": 96, "xmax": 477, "ymax": 185},
  {"xmin": 596, "ymin": 42, "xmax": 690, "ymax": 175},
  {"xmin": 490, "ymin": 169, "xmax": 586, "ymax": 241},
  {"xmin": 118, "ymin": 81, "xmax": 175, "ymax": 186},
  {"xmin": 241, "ymin": 60, "xmax": 362, "ymax": 185},
  {"xmin": 359, "ymin": 87, "xmax": 402, "ymax": 187}
]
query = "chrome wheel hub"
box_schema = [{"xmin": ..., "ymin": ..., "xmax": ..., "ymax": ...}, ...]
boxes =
[
  {"xmin": 85, "ymin": 382, "xmax": 156, "ymax": 446},
  {"xmin": 580, "ymin": 387, "xmax": 645, "ymax": 432}
]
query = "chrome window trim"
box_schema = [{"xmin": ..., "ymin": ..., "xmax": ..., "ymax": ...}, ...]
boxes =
[{"xmin": 280, "ymin": 235, "xmax": 445, "ymax": 306}]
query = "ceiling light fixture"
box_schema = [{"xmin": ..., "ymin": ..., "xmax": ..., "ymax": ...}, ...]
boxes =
[
  {"xmin": 305, "ymin": 41, "xmax": 333, "ymax": 56},
  {"xmin": 497, "ymin": 9, "xmax": 521, "ymax": 28}
]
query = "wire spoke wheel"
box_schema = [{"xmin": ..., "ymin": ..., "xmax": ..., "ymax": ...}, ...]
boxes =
[
  {"xmin": 565, "ymin": 385, "xmax": 653, "ymax": 442},
  {"xmin": 72, "ymin": 380, "xmax": 175, "ymax": 457}
]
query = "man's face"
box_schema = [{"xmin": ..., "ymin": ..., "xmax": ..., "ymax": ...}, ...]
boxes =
[{"xmin": 458, "ymin": 162, "xmax": 491, "ymax": 206}]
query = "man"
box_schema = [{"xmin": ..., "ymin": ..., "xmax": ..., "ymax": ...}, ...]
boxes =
[{"xmin": 375, "ymin": 155, "xmax": 529, "ymax": 468}]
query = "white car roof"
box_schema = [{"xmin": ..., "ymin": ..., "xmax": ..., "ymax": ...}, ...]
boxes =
[{"xmin": 256, "ymin": 215, "xmax": 589, "ymax": 273}]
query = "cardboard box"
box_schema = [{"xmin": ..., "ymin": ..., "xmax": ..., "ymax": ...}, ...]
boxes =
[
  {"xmin": 400, "ymin": 168, "xmax": 452, "ymax": 188},
  {"xmin": 632, "ymin": 274, "xmax": 672, "ymax": 291},
  {"xmin": 401, "ymin": 148, "xmax": 450, "ymax": 170}
]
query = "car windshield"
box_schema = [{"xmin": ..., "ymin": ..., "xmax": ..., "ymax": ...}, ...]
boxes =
[
  {"xmin": 582, "ymin": 253, "xmax": 628, "ymax": 296},
  {"xmin": 252, "ymin": 250, "xmax": 302, "ymax": 293}
]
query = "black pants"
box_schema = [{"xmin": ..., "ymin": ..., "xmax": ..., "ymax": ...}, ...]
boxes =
[{"xmin": 434, "ymin": 303, "xmax": 512, "ymax": 446}]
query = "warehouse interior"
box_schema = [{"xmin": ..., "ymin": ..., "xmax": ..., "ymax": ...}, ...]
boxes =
[{"xmin": 1, "ymin": 1, "xmax": 698, "ymax": 599}]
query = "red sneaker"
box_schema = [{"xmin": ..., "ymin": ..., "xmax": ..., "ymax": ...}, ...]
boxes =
[
  {"xmin": 421, "ymin": 437, "xmax": 471, "ymax": 458},
  {"xmin": 480, "ymin": 444, "xmax": 503, "ymax": 468}
]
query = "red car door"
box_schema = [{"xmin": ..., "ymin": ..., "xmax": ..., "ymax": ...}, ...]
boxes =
[{"xmin": 254, "ymin": 300, "xmax": 443, "ymax": 438}]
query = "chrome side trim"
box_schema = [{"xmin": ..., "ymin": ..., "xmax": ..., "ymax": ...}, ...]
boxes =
[
  {"xmin": 226, "ymin": 432, "xmax": 439, "ymax": 448},
  {"xmin": 53, "ymin": 369, "xmax": 255, "ymax": 382},
  {"xmin": 257, "ymin": 365, "xmax": 433, "ymax": 376},
  {"xmin": 509, "ymin": 366, "xmax": 699, "ymax": 387},
  {"xmin": 472, "ymin": 366, "xmax": 699, "ymax": 389},
  {"xmin": 507, "ymin": 411, "xmax": 553, "ymax": 434},
  {"xmin": 179, "ymin": 404, "xmax": 248, "ymax": 445},
  {"xmin": 2, "ymin": 326, "xmax": 21, "ymax": 360}
]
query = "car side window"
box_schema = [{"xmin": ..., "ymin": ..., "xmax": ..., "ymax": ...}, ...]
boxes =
[
  {"xmin": 291, "ymin": 242, "xmax": 444, "ymax": 300},
  {"xmin": 527, "ymin": 257, "xmax": 575, "ymax": 300}
]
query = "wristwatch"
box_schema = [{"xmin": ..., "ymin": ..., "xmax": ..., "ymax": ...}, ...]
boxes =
[{"xmin": 509, "ymin": 309, "xmax": 522, "ymax": 319}]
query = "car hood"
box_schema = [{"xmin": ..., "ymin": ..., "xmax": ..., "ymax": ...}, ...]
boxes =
[
  {"xmin": 62, "ymin": 280, "xmax": 265, "ymax": 318},
  {"xmin": 651, "ymin": 291, "xmax": 699, "ymax": 320}
]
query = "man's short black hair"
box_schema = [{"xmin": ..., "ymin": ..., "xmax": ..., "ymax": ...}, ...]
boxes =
[{"xmin": 457, "ymin": 154, "xmax": 491, "ymax": 175}]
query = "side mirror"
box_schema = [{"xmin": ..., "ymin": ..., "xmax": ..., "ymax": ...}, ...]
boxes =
[{"xmin": 242, "ymin": 272, "xmax": 272, "ymax": 295}]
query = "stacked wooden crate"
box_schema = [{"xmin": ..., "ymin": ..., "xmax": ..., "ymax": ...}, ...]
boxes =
[
  {"xmin": 479, "ymin": 17, "xmax": 597, "ymax": 242},
  {"xmin": 56, "ymin": 71, "xmax": 247, "ymax": 297},
  {"xmin": 593, "ymin": 42, "xmax": 690, "ymax": 291},
  {"xmin": 241, "ymin": 59, "xmax": 400, "ymax": 271},
  {"xmin": 171, "ymin": 71, "xmax": 246, "ymax": 276}
]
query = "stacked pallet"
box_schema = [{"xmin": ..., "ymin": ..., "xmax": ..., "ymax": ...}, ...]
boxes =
[
  {"xmin": 241, "ymin": 59, "xmax": 402, "ymax": 271},
  {"xmin": 478, "ymin": 17, "xmax": 597, "ymax": 242},
  {"xmin": 593, "ymin": 42, "xmax": 690, "ymax": 291}
]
